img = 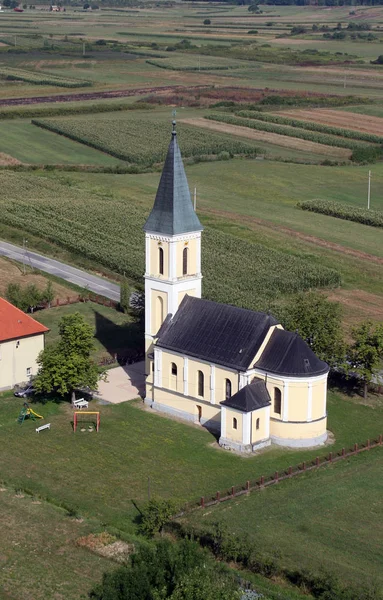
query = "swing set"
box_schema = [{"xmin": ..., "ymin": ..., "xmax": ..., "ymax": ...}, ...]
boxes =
[{"xmin": 73, "ymin": 411, "xmax": 100, "ymax": 433}]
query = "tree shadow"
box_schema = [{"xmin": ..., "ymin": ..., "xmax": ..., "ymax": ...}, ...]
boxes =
[{"xmin": 93, "ymin": 308, "xmax": 144, "ymax": 364}]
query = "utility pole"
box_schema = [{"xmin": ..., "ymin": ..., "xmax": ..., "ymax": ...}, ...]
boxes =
[
  {"xmin": 194, "ymin": 187, "xmax": 197, "ymax": 211},
  {"xmin": 367, "ymin": 170, "xmax": 371, "ymax": 209}
]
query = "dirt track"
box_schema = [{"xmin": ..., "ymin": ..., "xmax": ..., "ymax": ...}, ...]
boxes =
[
  {"xmin": 276, "ymin": 109, "xmax": 383, "ymax": 137},
  {"xmin": 180, "ymin": 117, "xmax": 351, "ymax": 158}
]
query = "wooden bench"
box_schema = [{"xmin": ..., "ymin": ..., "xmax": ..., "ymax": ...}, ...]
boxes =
[
  {"xmin": 36, "ymin": 423, "xmax": 51, "ymax": 433},
  {"xmin": 73, "ymin": 398, "xmax": 89, "ymax": 409}
]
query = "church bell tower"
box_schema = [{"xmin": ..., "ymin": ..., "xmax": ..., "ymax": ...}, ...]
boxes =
[{"xmin": 143, "ymin": 121, "xmax": 203, "ymax": 371}]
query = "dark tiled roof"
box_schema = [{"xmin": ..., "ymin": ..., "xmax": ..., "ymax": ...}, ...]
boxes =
[
  {"xmin": 157, "ymin": 295, "xmax": 279, "ymax": 370},
  {"xmin": 255, "ymin": 328, "xmax": 329, "ymax": 377},
  {"xmin": 143, "ymin": 127, "xmax": 203, "ymax": 236},
  {"xmin": 221, "ymin": 378, "xmax": 271, "ymax": 413}
]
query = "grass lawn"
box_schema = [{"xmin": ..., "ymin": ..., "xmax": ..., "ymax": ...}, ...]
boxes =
[
  {"xmin": 184, "ymin": 449, "xmax": 383, "ymax": 590},
  {"xmin": 34, "ymin": 302, "xmax": 143, "ymax": 363},
  {"xmin": 0, "ymin": 487, "xmax": 112, "ymax": 600},
  {"xmin": 0, "ymin": 390, "xmax": 381, "ymax": 536},
  {"xmin": 0, "ymin": 120, "xmax": 121, "ymax": 165}
]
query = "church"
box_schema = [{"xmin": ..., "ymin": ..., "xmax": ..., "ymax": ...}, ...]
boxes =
[{"xmin": 143, "ymin": 122, "xmax": 329, "ymax": 452}]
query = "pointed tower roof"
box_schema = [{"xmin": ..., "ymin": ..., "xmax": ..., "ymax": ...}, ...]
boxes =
[{"xmin": 143, "ymin": 121, "xmax": 203, "ymax": 236}]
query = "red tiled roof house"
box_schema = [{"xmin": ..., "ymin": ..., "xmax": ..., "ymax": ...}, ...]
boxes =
[{"xmin": 0, "ymin": 298, "xmax": 48, "ymax": 390}]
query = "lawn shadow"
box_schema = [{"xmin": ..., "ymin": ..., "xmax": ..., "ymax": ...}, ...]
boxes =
[{"xmin": 93, "ymin": 308, "xmax": 144, "ymax": 362}]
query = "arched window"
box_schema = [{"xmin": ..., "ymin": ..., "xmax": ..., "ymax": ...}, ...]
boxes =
[
  {"xmin": 155, "ymin": 296, "xmax": 164, "ymax": 332},
  {"xmin": 171, "ymin": 362, "xmax": 177, "ymax": 376},
  {"xmin": 256, "ymin": 418, "xmax": 260, "ymax": 430},
  {"xmin": 225, "ymin": 379, "xmax": 232, "ymax": 400},
  {"xmin": 182, "ymin": 247, "xmax": 188, "ymax": 276},
  {"xmin": 159, "ymin": 247, "xmax": 164, "ymax": 275},
  {"xmin": 274, "ymin": 388, "xmax": 281, "ymax": 415},
  {"xmin": 197, "ymin": 370, "xmax": 204, "ymax": 397},
  {"xmin": 233, "ymin": 417, "xmax": 237, "ymax": 430}
]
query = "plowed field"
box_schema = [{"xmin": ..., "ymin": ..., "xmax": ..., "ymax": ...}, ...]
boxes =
[
  {"xmin": 276, "ymin": 109, "xmax": 383, "ymax": 137},
  {"xmin": 180, "ymin": 118, "xmax": 352, "ymax": 158}
]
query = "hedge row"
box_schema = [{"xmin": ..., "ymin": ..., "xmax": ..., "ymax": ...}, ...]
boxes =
[
  {"xmin": 236, "ymin": 110, "xmax": 383, "ymax": 145},
  {"xmin": 0, "ymin": 101, "xmax": 154, "ymax": 121},
  {"xmin": 206, "ymin": 114, "xmax": 371, "ymax": 151},
  {"xmin": 145, "ymin": 59, "xmax": 235, "ymax": 71},
  {"xmin": 298, "ymin": 199, "xmax": 383, "ymax": 228}
]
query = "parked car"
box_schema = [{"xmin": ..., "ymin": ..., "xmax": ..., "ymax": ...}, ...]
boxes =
[{"xmin": 14, "ymin": 384, "xmax": 35, "ymax": 398}]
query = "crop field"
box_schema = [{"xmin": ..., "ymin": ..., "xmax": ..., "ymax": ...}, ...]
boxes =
[
  {"xmin": 0, "ymin": 171, "xmax": 340, "ymax": 311},
  {"xmin": 145, "ymin": 54, "xmax": 244, "ymax": 71},
  {"xmin": 0, "ymin": 66, "xmax": 91, "ymax": 88},
  {"xmin": 184, "ymin": 449, "xmax": 383, "ymax": 589},
  {"xmin": 32, "ymin": 116, "xmax": 260, "ymax": 165},
  {"xmin": 276, "ymin": 108, "xmax": 383, "ymax": 137},
  {"xmin": 180, "ymin": 117, "xmax": 352, "ymax": 159}
]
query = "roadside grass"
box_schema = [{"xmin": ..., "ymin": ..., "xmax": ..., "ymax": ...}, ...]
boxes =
[
  {"xmin": 0, "ymin": 119, "xmax": 121, "ymax": 165},
  {"xmin": 183, "ymin": 449, "xmax": 383, "ymax": 589},
  {"xmin": 0, "ymin": 390, "xmax": 381, "ymax": 535},
  {"xmin": 34, "ymin": 302, "xmax": 143, "ymax": 363},
  {"xmin": 0, "ymin": 486, "xmax": 112, "ymax": 600}
]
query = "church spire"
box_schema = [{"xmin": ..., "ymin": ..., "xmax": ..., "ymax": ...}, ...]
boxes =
[{"xmin": 143, "ymin": 122, "xmax": 203, "ymax": 236}]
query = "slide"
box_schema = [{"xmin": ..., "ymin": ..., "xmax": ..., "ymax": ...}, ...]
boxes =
[{"xmin": 28, "ymin": 408, "xmax": 43, "ymax": 419}]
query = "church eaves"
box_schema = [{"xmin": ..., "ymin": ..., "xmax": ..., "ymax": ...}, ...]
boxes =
[{"xmin": 143, "ymin": 122, "xmax": 203, "ymax": 236}]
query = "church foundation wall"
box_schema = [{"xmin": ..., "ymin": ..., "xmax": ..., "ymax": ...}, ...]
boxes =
[{"xmin": 270, "ymin": 416, "xmax": 327, "ymax": 447}]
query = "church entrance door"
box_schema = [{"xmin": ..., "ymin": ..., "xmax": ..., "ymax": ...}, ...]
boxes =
[{"xmin": 196, "ymin": 405, "xmax": 202, "ymax": 423}]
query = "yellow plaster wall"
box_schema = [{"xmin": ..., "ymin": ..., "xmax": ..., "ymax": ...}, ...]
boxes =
[
  {"xmin": 312, "ymin": 379, "xmax": 327, "ymax": 420},
  {"xmin": 161, "ymin": 352, "xmax": 184, "ymax": 395},
  {"xmin": 288, "ymin": 383, "xmax": 309, "ymax": 422},
  {"xmin": 178, "ymin": 289, "xmax": 197, "ymax": 306},
  {"xmin": 270, "ymin": 417, "xmax": 327, "ymax": 441},
  {"xmin": 150, "ymin": 290, "xmax": 168, "ymax": 335},
  {"xmin": 154, "ymin": 387, "xmax": 221, "ymax": 426},
  {"xmin": 0, "ymin": 334, "xmax": 45, "ymax": 389},
  {"xmin": 176, "ymin": 239, "xmax": 198, "ymax": 278},
  {"xmin": 215, "ymin": 366, "xmax": 238, "ymax": 404},
  {"xmin": 251, "ymin": 407, "xmax": 268, "ymax": 443},
  {"xmin": 188, "ymin": 359, "xmax": 210, "ymax": 401},
  {"xmin": 149, "ymin": 239, "xmax": 169, "ymax": 278},
  {"xmin": 225, "ymin": 408, "xmax": 243, "ymax": 443}
]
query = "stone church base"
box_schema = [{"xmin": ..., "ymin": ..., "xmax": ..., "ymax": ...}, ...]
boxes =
[
  {"xmin": 271, "ymin": 432, "xmax": 328, "ymax": 448},
  {"xmin": 219, "ymin": 437, "xmax": 271, "ymax": 454}
]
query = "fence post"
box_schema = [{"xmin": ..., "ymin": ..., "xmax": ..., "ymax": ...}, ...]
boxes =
[
  {"xmin": 260, "ymin": 476, "xmax": 264, "ymax": 488},
  {"xmin": 231, "ymin": 486, "xmax": 235, "ymax": 497},
  {"xmin": 274, "ymin": 471, "xmax": 279, "ymax": 483},
  {"xmin": 288, "ymin": 466, "xmax": 292, "ymax": 477},
  {"xmin": 329, "ymin": 452, "xmax": 333, "ymax": 463},
  {"xmin": 367, "ymin": 439, "xmax": 370, "ymax": 449},
  {"xmin": 354, "ymin": 443, "xmax": 358, "ymax": 453},
  {"xmin": 342, "ymin": 448, "xmax": 345, "ymax": 457},
  {"xmin": 216, "ymin": 491, "xmax": 220, "ymax": 502},
  {"xmin": 302, "ymin": 461, "xmax": 306, "ymax": 471},
  {"xmin": 200, "ymin": 497, "xmax": 205, "ymax": 508},
  {"xmin": 56, "ymin": 298, "xmax": 59, "ymax": 306},
  {"xmin": 315, "ymin": 456, "xmax": 319, "ymax": 467},
  {"xmin": 246, "ymin": 480, "xmax": 250, "ymax": 492}
]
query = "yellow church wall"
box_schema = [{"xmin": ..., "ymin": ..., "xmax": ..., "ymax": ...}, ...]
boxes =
[
  {"xmin": 288, "ymin": 383, "xmax": 309, "ymax": 422},
  {"xmin": 215, "ymin": 366, "xmax": 238, "ymax": 405},
  {"xmin": 153, "ymin": 387, "xmax": 221, "ymax": 428},
  {"xmin": 161, "ymin": 352, "xmax": 184, "ymax": 395},
  {"xmin": 176, "ymin": 239, "xmax": 198, "ymax": 278},
  {"xmin": 178, "ymin": 289, "xmax": 197, "ymax": 306},
  {"xmin": 150, "ymin": 290, "xmax": 168, "ymax": 336},
  {"xmin": 225, "ymin": 407, "xmax": 243, "ymax": 443},
  {"xmin": 149, "ymin": 239, "xmax": 169, "ymax": 278},
  {"xmin": 188, "ymin": 359, "xmax": 211, "ymax": 401},
  {"xmin": 270, "ymin": 417, "xmax": 327, "ymax": 441},
  {"xmin": 251, "ymin": 407, "xmax": 268, "ymax": 444},
  {"xmin": 311, "ymin": 379, "xmax": 327, "ymax": 421}
]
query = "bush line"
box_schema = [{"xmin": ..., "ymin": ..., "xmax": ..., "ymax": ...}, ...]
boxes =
[
  {"xmin": 0, "ymin": 101, "xmax": 154, "ymax": 121},
  {"xmin": 298, "ymin": 199, "xmax": 383, "ymax": 228},
  {"xmin": 145, "ymin": 59, "xmax": 237, "ymax": 71}
]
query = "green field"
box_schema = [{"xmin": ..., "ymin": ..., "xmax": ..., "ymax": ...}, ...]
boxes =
[
  {"xmin": 0, "ymin": 391, "xmax": 381, "ymax": 535},
  {"xmin": 34, "ymin": 302, "xmax": 143, "ymax": 364},
  {"xmin": 184, "ymin": 449, "xmax": 383, "ymax": 589},
  {"xmin": 0, "ymin": 120, "xmax": 122, "ymax": 165}
]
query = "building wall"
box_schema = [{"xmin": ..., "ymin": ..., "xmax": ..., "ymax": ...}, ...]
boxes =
[
  {"xmin": 152, "ymin": 386, "xmax": 221, "ymax": 430},
  {"xmin": 0, "ymin": 334, "xmax": 45, "ymax": 390},
  {"xmin": 270, "ymin": 417, "xmax": 327, "ymax": 446},
  {"xmin": 150, "ymin": 290, "xmax": 168, "ymax": 337},
  {"xmin": 251, "ymin": 406, "xmax": 269, "ymax": 444},
  {"xmin": 224, "ymin": 407, "xmax": 243, "ymax": 443}
]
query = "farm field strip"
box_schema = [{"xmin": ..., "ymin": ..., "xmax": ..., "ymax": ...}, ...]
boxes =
[
  {"xmin": 179, "ymin": 118, "xmax": 352, "ymax": 158},
  {"xmin": 0, "ymin": 65, "xmax": 91, "ymax": 88},
  {"xmin": 275, "ymin": 108, "xmax": 383, "ymax": 136}
]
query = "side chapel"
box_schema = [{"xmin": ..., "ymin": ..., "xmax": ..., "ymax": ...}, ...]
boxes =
[{"xmin": 143, "ymin": 122, "xmax": 329, "ymax": 452}]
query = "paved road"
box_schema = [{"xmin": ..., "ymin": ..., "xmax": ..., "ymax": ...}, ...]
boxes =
[{"xmin": 0, "ymin": 240, "xmax": 120, "ymax": 302}]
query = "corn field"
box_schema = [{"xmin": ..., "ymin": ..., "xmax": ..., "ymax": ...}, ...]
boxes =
[
  {"xmin": 0, "ymin": 67, "xmax": 91, "ymax": 88},
  {"xmin": 298, "ymin": 199, "xmax": 383, "ymax": 228}
]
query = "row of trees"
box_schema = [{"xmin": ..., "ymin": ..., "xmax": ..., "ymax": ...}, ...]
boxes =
[{"xmin": 6, "ymin": 281, "xmax": 54, "ymax": 313}]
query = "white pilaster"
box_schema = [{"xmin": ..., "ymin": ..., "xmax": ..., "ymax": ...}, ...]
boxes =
[
  {"xmin": 264, "ymin": 405, "xmax": 270, "ymax": 439},
  {"xmin": 239, "ymin": 372, "xmax": 248, "ymax": 390},
  {"xmin": 154, "ymin": 348, "xmax": 162, "ymax": 388},
  {"xmin": 243, "ymin": 412, "xmax": 251, "ymax": 445},
  {"xmin": 307, "ymin": 382, "xmax": 313, "ymax": 422},
  {"xmin": 183, "ymin": 356, "xmax": 188, "ymax": 396},
  {"xmin": 282, "ymin": 382, "xmax": 289, "ymax": 422},
  {"xmin": 145, "ymin": 235, "xmax": 150, "ymax": 275},
  {"xmin": 210, "ymin": 364, "xmax": 215, "ymax": 404},
  {"xmin": 221, "ymin": 406, "xmax": 227, "ymax": 438},
  {"xmin": 196, "ymin": 236, "xmax": 201, "ymax": 275},
  {"xmin": 169, "ymin": 240, "xmax": 177, "ymax": 281}
]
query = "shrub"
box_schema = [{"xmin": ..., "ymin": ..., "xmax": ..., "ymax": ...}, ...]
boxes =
[
  {"xmin": 203, "ymin": 19, "xmax": 211, "ymax": 25},
  {"xmin": 297, "ymin": 199, "xmax": 383, "ymax": 228}
]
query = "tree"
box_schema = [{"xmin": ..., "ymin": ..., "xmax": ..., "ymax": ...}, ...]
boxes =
[
  {"xmin": 34, "ymin": 313, "xmax": 102, "ymax": 399},
  {"xmin": 248, "ymin": 2, "xmax": 259, "ymax": 11},
  {"xmin": 43, "ymin": 280, "xmax": 54, "ymax": 308},
  {"xmin": 140, "ymin": 498, "xmax": 179, "ymax": 537},
  {"xmin": 119, "ymin": 277, "xmax": 130, "ymax": 314},
  {"xmin": 203, "ymin": 18, "xmax": 211, "ymax": 24},
  {"xmin": 6, "ymin": 282, "xmax": 42, "ymax": 313},
  {"xmin": 83, "ymin": 2, "xmax": 90, "ymax": 8},
  {"xmin": 347, "ymin": 321, "xmax": 383, "ymax": 400},
  {"xmin": 280, "ymin": 292, "xmax": 345, "ymax": 367}
]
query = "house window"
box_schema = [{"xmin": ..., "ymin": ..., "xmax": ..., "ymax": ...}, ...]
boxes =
[
  {"xmin": 233, "ymin": 417, "xmax": 237, "ymax": 430},
  {"xmin": 151, "ymin": 361, "xmax": 154, "ymax": 372},
  {"xmin": 197, "ymin": 370, "xmax": 204, "ymax": 397},
  {"xmin": 171, "ymin": 362, "xmax": 177, "ymax": 376},
  {"xmin": 225, "ymin": 379, "xmax": 232, "ymax": 400},
  {"xmin": 159, "ymin": 247, "xmax": 164, "ymax": 275},
  {"xmin": 26, "ymin": 367, "xmax": 32, "ymax": 377},
  {"xmin": 16, "ymin": 340, "xmax": 20, "ymax": 348},
  {"xmin": 274, "ymin": 388, "xmax": 281, "ymax": 415},
  {"xmin": 256, "ymin": 418, "xmax": 260, "ymax": 430},
  {"xmin": 182, "ymin": 247, "xmax": 188, "ymax": 275}
]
